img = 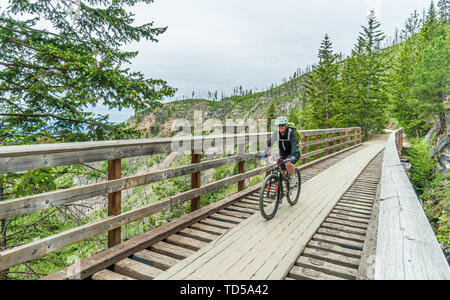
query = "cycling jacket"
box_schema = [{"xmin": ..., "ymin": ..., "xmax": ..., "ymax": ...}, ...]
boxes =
[{"xmin": 264, "ymin": 128, "xmax": 299, "ymax": 159}]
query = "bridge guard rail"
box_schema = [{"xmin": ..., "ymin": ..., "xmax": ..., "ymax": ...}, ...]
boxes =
[
  {"xmin": 374, "ymin": 129, "xmax": 450, "ymax": 280},
  {"xmin": 0, "ymin": 127, "xmax": 361, "ymax": 274}
]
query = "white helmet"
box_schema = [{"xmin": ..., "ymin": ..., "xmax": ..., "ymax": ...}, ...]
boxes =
[{"xmin": 275, "ymin": 116, "xmax": 288, "ymax": 125}]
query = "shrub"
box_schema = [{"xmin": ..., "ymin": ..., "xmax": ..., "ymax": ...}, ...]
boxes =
[{"xmin": 408, "ymin": 138, "xmax": 434, "ymax": 193}]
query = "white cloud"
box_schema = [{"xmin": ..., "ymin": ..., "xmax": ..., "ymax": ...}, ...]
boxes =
[{"xmin": 95, "ymin": 0, "xmax": 431, "ymax": 121}]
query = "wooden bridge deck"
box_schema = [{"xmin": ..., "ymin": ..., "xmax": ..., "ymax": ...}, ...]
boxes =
[{"xmin": 155, "ymin": 138, "xmax": 387, "ymax": 280}]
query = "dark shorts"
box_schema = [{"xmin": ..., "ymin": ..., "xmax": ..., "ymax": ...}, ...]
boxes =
[{"xmin": 280, "ymin": 152, "xmax": 301, "ymax": 170}]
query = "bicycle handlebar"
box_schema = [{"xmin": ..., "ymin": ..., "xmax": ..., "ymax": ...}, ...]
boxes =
[{"xmin": 260, "ymin": 153, "xmax": 291, "ymax": 164}]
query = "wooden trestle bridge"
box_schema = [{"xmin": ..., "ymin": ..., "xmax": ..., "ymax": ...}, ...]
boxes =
[{"xmin": 0, "ymin": 127, "xmax": 448, "ymax": 280}]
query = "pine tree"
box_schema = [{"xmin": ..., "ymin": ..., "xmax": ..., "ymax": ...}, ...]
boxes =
[
  {"xmin": 304, "ymin": 34, "xmax": 341, "ymax": 128},
  {"xmin": 437, "ymin": 0, "xmax": 449, "ymax": 22},
  {"xmin": 0, "ymin": 0, "xmax": 175, "ymax": 144},
  {"xmin": 413, "ymin": 5, "xmax": 449, "ymax": 135},
  {"xmin": 390, "ymin": 11, "xmax": 425, "ymax": 138},
  {"xmin": 266, "ymin": 100, "xmax": 277, "ymax": 131},
  {"xmin": 345, "ymin": 10, "xmax": 387, "ymax": 140}
]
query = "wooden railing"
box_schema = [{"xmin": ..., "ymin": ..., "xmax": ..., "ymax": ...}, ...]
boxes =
[
  {"xmin": 0, "ymin": 127, "xmax": 361, "ymax": 272},
  {"xmin": 374, "ymin": 129, "xmax": 450, "ymax": 280}
]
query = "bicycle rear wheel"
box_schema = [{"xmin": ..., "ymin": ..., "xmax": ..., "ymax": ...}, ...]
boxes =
[
  {"xmin": 259, "ymin": 174, "xmax": 280, "ymax": 220},
  {"xmin": 287, "ymin": 168, "xmax": 301, "ymax": 205}
]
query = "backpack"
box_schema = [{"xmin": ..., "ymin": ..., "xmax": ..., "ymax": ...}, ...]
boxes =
[
  {"xmin": 279, "ymin": 122, "xmax": 301, "ymax": 152},
  {"xmin": 287, "ymin": 122, "xmax": 301, "ymax": 145}
]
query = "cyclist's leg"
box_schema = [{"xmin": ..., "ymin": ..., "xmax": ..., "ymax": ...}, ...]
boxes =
[{"xmin": 286, "ymin": 152, "xmax": 300, "ymax": 176}]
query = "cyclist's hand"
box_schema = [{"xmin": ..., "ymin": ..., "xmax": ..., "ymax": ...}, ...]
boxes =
[{"xmin": 290, "ymin": 155, "xmax": 296, "ymax": 163}]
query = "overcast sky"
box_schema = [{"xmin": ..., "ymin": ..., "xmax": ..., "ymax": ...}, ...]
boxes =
[{"xmin": 93, "ymin": 0, "xmax": 432, "ymax": 122}]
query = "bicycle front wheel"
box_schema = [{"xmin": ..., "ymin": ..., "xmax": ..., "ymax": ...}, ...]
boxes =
[
  {"xmin": 287, "ymin": 168, "xmax": 301, "ymax": 205},
  {"xmin": 259, "ymin": 174, "xmax": 280, "ymax": 220}
]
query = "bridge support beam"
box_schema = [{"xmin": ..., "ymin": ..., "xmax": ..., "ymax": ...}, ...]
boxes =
[{"xmin": 108, "ymin": 159, "xmax": 122, "ymax": 248}]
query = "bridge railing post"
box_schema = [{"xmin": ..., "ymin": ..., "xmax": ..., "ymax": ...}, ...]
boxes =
[
  {"xmin": 333, "ymin": 132, "xmax": 338, "ymax": 152},
  {"xmin": 351, "ymin": 129, "xmax": 355, "ymax": 145},
  {"xmin": 314, "ymin": 135, "xmax": 320, "ymax": 159},
  {"xmin": 190, "ymin": 151, "xmax": 201, "ymax": 212},
  {"xmin": 237, "ymin": 125, "xmax": 246, "ymax": 192},
  {"xmin": 107, "ymin": 159, "xmax": 122, "ymax": 248},
  {"xmin": 302, "ymin": 135, "xmax": 307, "ymax": 164}
]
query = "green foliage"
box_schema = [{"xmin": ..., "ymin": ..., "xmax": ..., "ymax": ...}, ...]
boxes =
[
  {"xmin": 421, "ymin": 172, "xmax": 449, "ymax": 251},
  {"xmin": 389, "ymin": 11, "xmax": 426, "ymax": 138},
  {"xmin": 304, "ymin": 34, "xmax": 341, "ymax": 129},
  {"xmin": 408, "ymin": 138, "xmax": 434, "ymax": 192},
  {"xmin": 0, "ymin": 0, "xmax": 175, "ymax": 145},
  {"xmin": 266, "ymin": 100, "xmax": 277, "ymax": 131},
  {"xmin": 390, "ymin": 2, "xmax": 449, "ymax": 139},
  {"xmin": 341, "ymin": 10, "xmax": 388, "ymax": 140}
]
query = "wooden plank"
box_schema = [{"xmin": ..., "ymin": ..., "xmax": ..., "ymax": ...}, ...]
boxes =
[
  {"xmin": 300, "ymin": 134, "xmax": 359, "ymax": 148},
  {"xmin": 325, "ymin": 217, "xmax": 368, "ymax": 230},
  {"xmin": 218, "ymin": 209, "xmax": 250, "ymax": 220},
  {"xmin": 230, "ymin": 202, "xmax": 258, "ymax": 211},
  {"xmin": 289, "ymin": 265, "xmax": 345, "ymax": 280},
  {"xmin": 301, "ymin": 247, "xmax": 360, "ymax": 269},
  {"xmin": 296, "ymin": 256, "xmax": 357, "ymax": 280},
  {"xmin": 339, "ymin": 199, "xmax": 373, "ymax": 208},
  {"xmin": 150, "ymin": 241, "xmax": 196, "ymax": 259},
  {"xmin": 133, "ymin": 250, "xmax": 180, "ymax": 271},
  {"xmin": 299, "ymin": 128, "xmax": 361, "ymax": 137},
  {"xmin": 91, "ymin": 269, "xmax": 135, "ymax": 280},
  {"xmin": 165, "ymin": 234, "xmax": 208, "ymax": 251},
  {"xmin": 199, "ymin": 218, "xmax": 235, "ymax": 230},
  {"xmin": 114, "ymin": 258, "xmax": 163, "ymax": 280},
  {"xmin": 0, "ymin": 152, "xmax": 261, "ymax": 220},
  {"xmin": 190, "ymin": 223, "xmax": 227, "ymax": 236},
  {"xmin": 328, "ymin": 213, "xmax": 369, "ymax": 224},
  {"xmin": 210, "ymin": 213, "xmax": 243, "ymax": 224},
  {"xmin": 334, "ymin": 205, "xmax": 372, "ymax": 215},
  {"xmin": 108, "ymin": 159, "xmax": 121, "ymax": 248},
  {"xmin": 340, "ymin": 196, "xmax": 373, "ymax": 205},
  {"xmin": 331, "ymin": 209, "xmax": 371, "ymax": 220},
  {"xmin": 312, "ymin": 234, "xmax": 364, "ymax": 250},
  {"xmin": 225, "ymin": 205, "xmax": 255, "ymax": 215},
  {"xmin": 317, "ymin": 228, "xmax": 365, "ymax": 243},
  {"xmin": 307, "ymin": 240, "xmax": 362, "ymax": 259},
  {"xmin": 178, "ymin": 228, "xmax": 218, "ymax": 243},
  {"xmin": 321, "ymin": 222, "xmax": 366, "ymax": 236}
]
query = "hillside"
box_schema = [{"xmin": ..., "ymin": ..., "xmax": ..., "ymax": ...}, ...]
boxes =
[{"xmin": 128, "ymin": 75, "xmax": 308, "ymax": 137}]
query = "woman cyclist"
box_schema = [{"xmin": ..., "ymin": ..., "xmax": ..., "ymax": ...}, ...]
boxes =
[{"xmin": 260, "ymin": 116, "xmax": 301, "ymax": 178}]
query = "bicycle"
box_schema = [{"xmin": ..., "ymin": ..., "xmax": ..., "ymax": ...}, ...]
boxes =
[{"xmin": 258, "ymin": 154, "xmax": 301, "ymax": 220}]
